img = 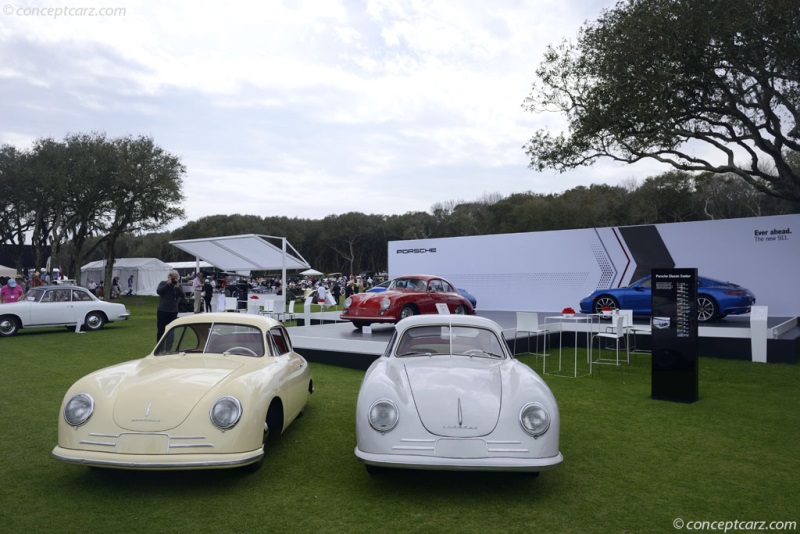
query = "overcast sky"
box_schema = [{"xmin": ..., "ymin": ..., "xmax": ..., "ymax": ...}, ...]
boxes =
[{"xmin": 1, "ymin": 0, "xmax": 667, "ymax": 227}]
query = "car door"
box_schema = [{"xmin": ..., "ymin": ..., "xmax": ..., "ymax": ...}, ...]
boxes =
[
  {"xmin": 70, "ymin": 288, "xmax": 96, "ymax": 323},
  {"xmin": 34, "ymin": 288, "xmax": 77, "ymax": 326},
  {"xmin": 438, "ymin": 279, "xmax": 462, "ymax": 311},
  {"xmin": 268, "ymin": 326, "xmax": 308, "ymax": 421},
  {"xmin": 623, "ymin": 277, "xmax": 653, "ymax": 314}
]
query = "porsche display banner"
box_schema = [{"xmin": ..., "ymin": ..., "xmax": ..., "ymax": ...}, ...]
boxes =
[{"xmin": 650, "ymin": 268, "xmax": 699, "ymax": 403}]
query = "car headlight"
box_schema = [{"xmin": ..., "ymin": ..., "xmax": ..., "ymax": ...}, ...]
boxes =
[
  {"xmin": 519, "ymin": 402, "xmax": 550, "ymax": 438},
  {"xmin": 368, "ymin": 399, "xmax": 399, "ymax": 432},
  {"xmin": 380, "ymin": 297, "xmax": 390, "ymax": 311},
  {"xmin": 343, "ymin": 297, "xmax": 352, "ymax": 309},
  {"xmin": 210, "ymin": 396, "xmax": 242, "ymax": 430},
  {"xmin": 64, "ymin": 393, "xmax": 94, "ymax": 427}
]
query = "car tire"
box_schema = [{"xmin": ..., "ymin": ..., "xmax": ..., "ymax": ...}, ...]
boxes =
[
  {"xmin": 697, "ymin": 295, "xmax": 718, "ymax": 322},
  {"xmin": 454, "ymin": 305, "xmax": 466, "ymax": 314},
  {"xmin": 0, "ymin": 315, "xmax": 20, "ymax": 337},
  {"xmin": 82, "ymin": 311, "xmax": 106, "ymax": 331},
  {"xmin": 399, "ymin": 305, "xmax": 416, "ymax": 320},
  {"xmin": 352, "ymin": 321, "xmax": 368, "ymax": 330},
  {"xmin": 593, "ymin": 296, "xmax": 619, "ymax": 314},
  {"xmin": 244, "ymin": 419, "xmax": 270, "ymax": 473}
]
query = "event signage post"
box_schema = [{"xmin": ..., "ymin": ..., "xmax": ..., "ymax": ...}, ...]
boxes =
[{"xmin": 651, "ymin": 268, "xmax": 699, "ymax": 403}]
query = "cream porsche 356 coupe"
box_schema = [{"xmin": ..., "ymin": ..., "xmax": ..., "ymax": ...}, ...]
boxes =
[
  {"xmin": 355, "ymin": 314, "xmax": 562, "ymax": 474},
  {"xmin": 52, "ymin": 313, "xmax": 313, "ymax": 470}
]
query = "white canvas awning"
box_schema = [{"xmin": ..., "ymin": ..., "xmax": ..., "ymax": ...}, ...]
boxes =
[
  {"xmin": 0, "ymin": 264, "xmax": 17, "ymax": 278},
  {"xmin": 80, "ymin": 257, "xmax": 173, "ymax": 296},
  {"xmin": 169, "ymin": 234, "xmax": 310, "ymax": 310},
  {"xmin": 169, "ymin": 234, "xmax": 310, "ymax": 272}
]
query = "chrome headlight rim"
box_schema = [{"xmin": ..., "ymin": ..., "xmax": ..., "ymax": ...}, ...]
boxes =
[
  {"xmin": 64, "ymin": 393, "xmax": 95, "ymax": 427},
  {"xmin": 379, "ymin": 297, "xmax": 390, "ymax": 311},
  {"xmin": 368, "ymin": 398, "xmax": 399, "ymax": 432},
  {"xmin": 343, "ymin": 297, "xmax": 352, "ymax": 309},
  {"xmin": 519, "ymin": 402, "xmax": 550, "ymax": 438},
  {"xmin": 210, "ymin": 396, "xmax": 242, "ymax": 430}
]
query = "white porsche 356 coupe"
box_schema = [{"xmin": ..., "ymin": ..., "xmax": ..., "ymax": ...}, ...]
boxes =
[
  {"xmin": 53, "ymin": 313, "xmax": 313, "ymax": 470},
  {"xmin": 355, "ymin": 314, "xmax": 562, "ymax": 474}
]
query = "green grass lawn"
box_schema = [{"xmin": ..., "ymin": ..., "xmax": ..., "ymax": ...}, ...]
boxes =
[{"xmin": 1, "ymin": 297, "xmax": 798, "ymax": 533}]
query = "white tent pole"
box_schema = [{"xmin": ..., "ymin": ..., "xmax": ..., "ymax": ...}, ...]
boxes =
[{"xmin": 281, "ymin": 237, "xmax": 287, "ymax": 314}]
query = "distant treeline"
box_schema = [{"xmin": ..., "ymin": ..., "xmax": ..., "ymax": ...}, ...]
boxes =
[{"xmin": 103, "ymin": 170, "xmax": 798, "ymax": 276}]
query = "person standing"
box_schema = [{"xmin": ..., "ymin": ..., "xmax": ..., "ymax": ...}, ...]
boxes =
[
  {"xmin": 192, "ymin": 272, "xmax": 204, "ymax": 313},
  {"xmin": 156, "ymin": 270, "xmax": 182, "ymax": 342},
  {"xmin": 0, "ymin": 278, "xmax": 24, "ymax": 304},
  {"xmin": 317, "ymin": 282, "xmax": 328, "ymax": 309},
  {"xmin": 202, "ymin": 278, "xmax": 214, "ymax": 312},
  {"xmin": 331, "ymin": 282, "xmax": 341, "ymax": 306},
  {"xmin": 126, "ymin": 275, "xmax": 134, "ymax": 296}
]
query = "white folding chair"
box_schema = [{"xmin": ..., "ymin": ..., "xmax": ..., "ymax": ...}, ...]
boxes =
[
  {"xmin": 259, "ymin": 299, "xmax": 278, "ymax": 319},
  {"xmin": 591, "ymin": 314, "xmax": 629, "ymax": 370},
  {"xmin": 513, "ymin": 312, "xmax": 550, "ymax": 367},
  {"xmin": 223, "ymin": 297, "xmax": 238, "ymax": 312},
  {"xmin": 620, "ymin": 309, "xmax": 651, "ymax": 355}
]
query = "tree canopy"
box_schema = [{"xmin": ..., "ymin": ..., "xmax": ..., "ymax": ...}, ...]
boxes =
[
  {"xmin": 0, "ymin": 133, "xmax": 185, "ymax": 289},
  {"xmin": 524, "ymin": 0, "xmax": 800, "ymax": 202}
]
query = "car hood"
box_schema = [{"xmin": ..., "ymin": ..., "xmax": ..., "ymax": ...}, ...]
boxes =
[
  {"xmin": 404, "ymin": 357, "xmax": 502, "ymax": 438},
  {"xmin": 110, "ymin": 356, "xmax": 245, "ymax": 432}
]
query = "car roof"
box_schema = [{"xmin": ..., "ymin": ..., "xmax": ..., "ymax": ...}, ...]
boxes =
[
  {"xmin": 394, "ymin": 314, "xmax": 503, "ymax": 335},
  {"xmin": 32, "ymin": 285, "xmax": 83, "ymax": 290},
  {"xmin": 168, "ymin": 312, "xmax": 281, "ymax": 330}
]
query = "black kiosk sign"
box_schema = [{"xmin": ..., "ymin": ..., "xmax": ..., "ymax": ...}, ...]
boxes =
[{"xmin": 651, "ymin": 268, "xmax": 699, "ymax": 403}]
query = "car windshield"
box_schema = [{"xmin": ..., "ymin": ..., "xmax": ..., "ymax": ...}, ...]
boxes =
[
  {"xmin": 154, "ymin": 322, "xmax": 266, "ymax": 357},
  {"xmin": 395, "ymin": 325, "xmax": 506, "ymax": 359},
  {"xmin": 389, "ymin": 278, "xmax": 426, "ymax": 291}
]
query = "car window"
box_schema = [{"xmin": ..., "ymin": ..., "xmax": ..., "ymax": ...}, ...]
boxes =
[
  {"xmin": 441, "ymin": 280, "xmax": 455, "ymax": 293},
  {"xmin": 640, "ymin": 278, "xmax": 652, "ymax": 289},
  {"xmin": 41, "ymin": 289, "xmax": 71, "ymax": 302},
  {"xmin": 268, "ymin": 326, "xmax": 292, "ymax": 355},
  {"xmin": 429, "ymin": 280, "xmax": 443, "ymax": 292},
  {"xmin": 24, "ymin": 289, "xmax": 45, "ymax": 302},
  {"xmin": 72, "ymin": 289, "xmax": 93, "ymax": 301},
  {"xmin": 395, "ymin": 325, "xmax": 506, "ymax": 359},
  {"xmin": 155, "ymin": 322, "xmax": 265, "ymax": 357}
]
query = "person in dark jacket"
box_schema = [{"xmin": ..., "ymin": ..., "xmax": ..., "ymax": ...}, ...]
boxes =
[
  {"xmin": 156, "ymin": 270, "xmax": 182, "ymax": 342},
  {"xmin": 203, "ymin": 278, "xmax": 214, "ymax": 312}
]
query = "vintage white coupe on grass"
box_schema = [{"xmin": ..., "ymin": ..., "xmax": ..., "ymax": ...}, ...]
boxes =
[
  {"xmin": 53, "ymin": 313, "xmax": 313, "ymax": 470},
  {"xmin": 355, "ymin": 314, "xmax": 562, "ymax": 474},
  {"xmin": 0, "ymin": 285, "xmax": 130, "ymax": 337}
]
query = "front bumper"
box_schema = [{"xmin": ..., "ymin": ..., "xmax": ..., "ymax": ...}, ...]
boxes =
[
  {"xmin": 354, "ymin": 447, "xmax": 563, "ymax": 472},
  {"xmin": 52, "ymin": 446, "xmax": 262, "ymax": 470}
]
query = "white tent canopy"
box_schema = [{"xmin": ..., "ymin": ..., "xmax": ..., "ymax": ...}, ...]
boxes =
[
  {"xmin": 80, "ymin": 258, "xmax": 173, "ymax": 296},
  {"xmin": 300, "ymin": 268, "xmax": 323, "ymax": 276},
  {"xmin": 0, "ymin": 264, "xmax": 17, "ymax": 278},
  {"xmin": 167, "ymin": 261, "xmax": 215, "ymax": 271},
  {"xmin": 169, "ymin": 234, "xmax": 311, "ymax": 308},
  {"xmin": 170, "ymin": 234, "xmax": 309, "ymax": 272}
]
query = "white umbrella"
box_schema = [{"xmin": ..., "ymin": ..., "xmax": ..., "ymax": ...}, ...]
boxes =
[{"xmin": 300, "ymin": 268, "xmax": 323, "ymax": 276}]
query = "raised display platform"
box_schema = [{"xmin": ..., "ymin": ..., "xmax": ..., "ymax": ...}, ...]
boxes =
[{"xmin": 287, "ymin": 310, "xmax": 800, "ymax": 370}]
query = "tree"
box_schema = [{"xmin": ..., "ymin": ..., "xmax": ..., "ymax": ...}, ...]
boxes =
[
  {"xmin": 98, "ymin": 135, "xmax": 186, "ymax": 293},
  {"xmin": 524, "ymin": 0, "xmax": 800, "ymax": 203}
]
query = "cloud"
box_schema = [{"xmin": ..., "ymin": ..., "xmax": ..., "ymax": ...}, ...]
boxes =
[{"xmin": 1, "ymin": 0, "xmax": 647, "ymax": 226}]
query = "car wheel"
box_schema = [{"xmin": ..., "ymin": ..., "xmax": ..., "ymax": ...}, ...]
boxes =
[
  {"xmin": 0, "ymin": 315, "xmax": 20, "ymax": 337},
  {"xmin": 593, "ymin": 296, "xmax": 619, "ymax": 314},
  {"xmin": 83, "ymin": 311, "xmax": 106, "ymax": 331},
  {"xmin": 399, "ymin": 305, "xmax": 416, "ymax": 320},
  {"xmin": 244, "ymin": 419, "xmax": 270, "ymax": 473},
  {"xmin": 697, "ymin": 296, "xmax": 718, "ymax": 322},
  {"xmin": 454, "ymin": 305, "xmax": 466, "ymax": 314},
  {"xmin": 352, "ymin": 321, "xmax": 368, "ymax": 330}
]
